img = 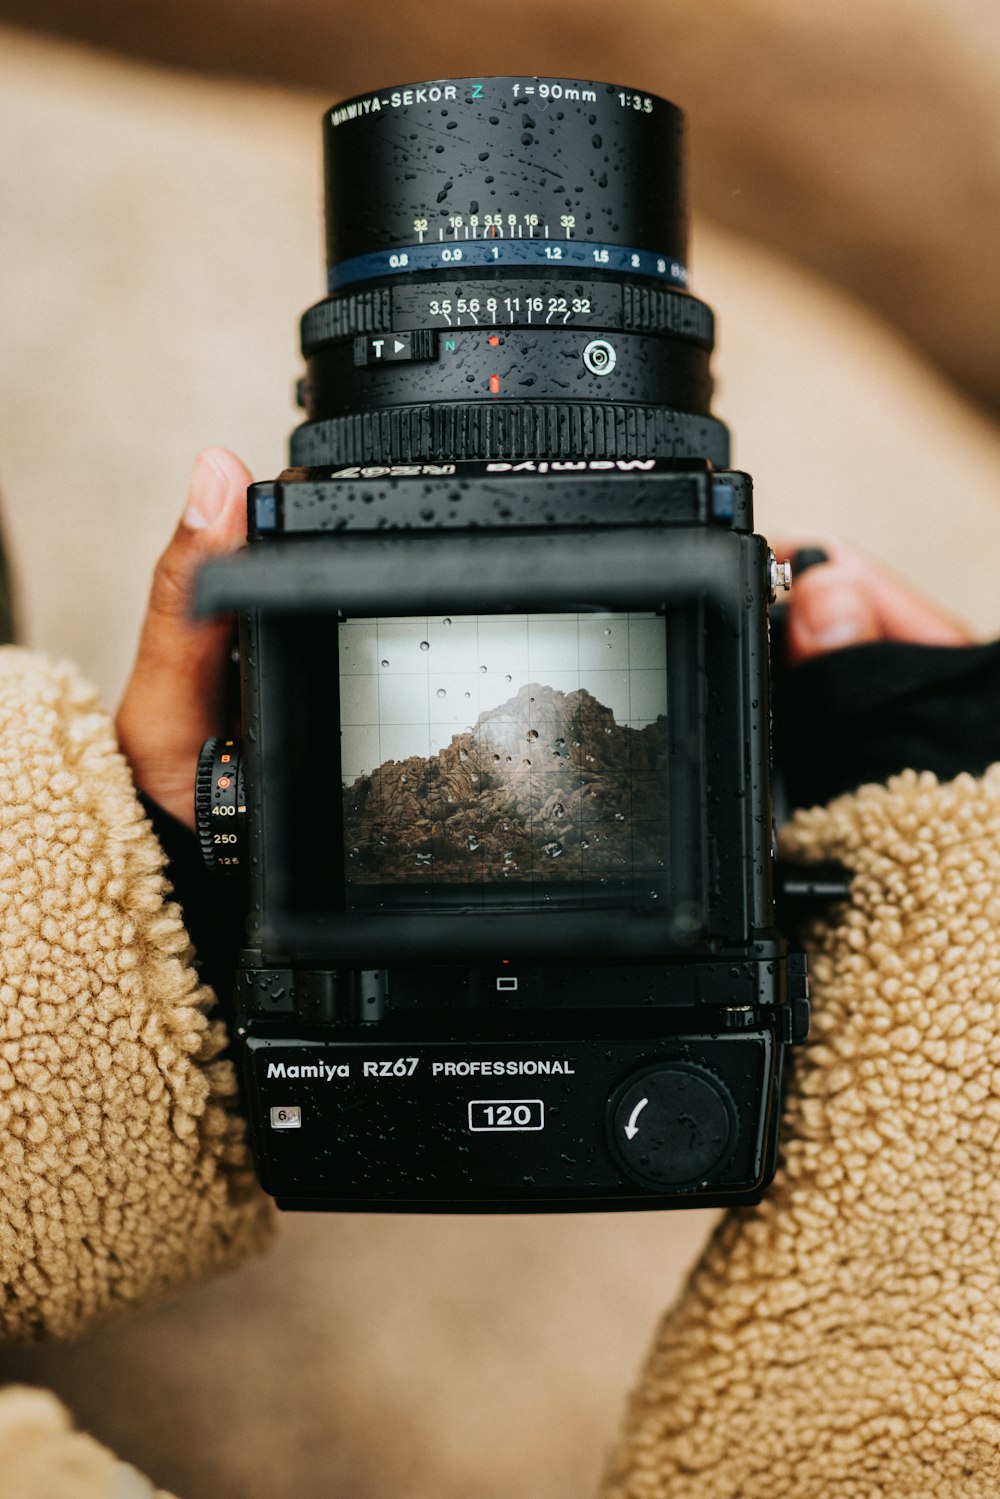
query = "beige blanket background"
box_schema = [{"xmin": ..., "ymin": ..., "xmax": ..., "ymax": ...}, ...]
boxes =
[{"xmin": 0, "ymin": 5, "xmax": 999, "ymax": 1496}]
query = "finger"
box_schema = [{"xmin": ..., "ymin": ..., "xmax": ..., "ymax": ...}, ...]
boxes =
[
  {"xmin": 771, "ymin": 539, "xmax": 973, "ymax": 665},
  {"xmin": 116, "ymin": 447, "xmax": 252, "ymax": 826}
]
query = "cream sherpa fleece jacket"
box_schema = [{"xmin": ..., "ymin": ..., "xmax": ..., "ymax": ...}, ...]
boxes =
[
  {"xmin": 3, "ymin": 648, "xmax": 1000, "ymax": 1494},
  {"xmin": 0, "ymin": 649, "xmax": 273, "ymax": 1334},
  {"xmin": 603, "ymin": 767, "xmax": 1000, "ymax": 1496}
]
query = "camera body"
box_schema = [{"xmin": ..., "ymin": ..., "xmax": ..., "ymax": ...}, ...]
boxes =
[
  {"xmin": 194, "ymin": 76, "xmax": 809, "ymax": 1212},
  {"xmin": 196, "ymin": 457, "xmax": 807, "ymax": 1211}
]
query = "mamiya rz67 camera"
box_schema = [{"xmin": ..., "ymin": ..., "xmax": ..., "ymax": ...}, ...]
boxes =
[{"xmin": 194, "ymin": 76, "xmax": 810, "ymax": 1212}]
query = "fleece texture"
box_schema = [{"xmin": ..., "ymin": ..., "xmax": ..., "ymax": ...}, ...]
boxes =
[
  {"xmin": 0, "ymin": 649, "xmax": 273, "ymax": 1343},
  {"xmin": 602, "ymin": 766, "xmax": 1000, "ymax": 1497},
  {"xmin": 0, "ymin": 1385, "xmax": 170, "ymax": 1498}
]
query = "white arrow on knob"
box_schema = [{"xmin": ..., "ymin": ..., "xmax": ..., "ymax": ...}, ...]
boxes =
[
  {"xmin": 624, "ymin": 1097, "xmax": 649, "ymax": 1140},
  {"xmin": 393, "ymin": 338, "xmax": 406, "ymax": 353}
]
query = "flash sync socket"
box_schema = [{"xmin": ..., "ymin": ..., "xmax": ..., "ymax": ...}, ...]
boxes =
[{"xmin": 583, "ymin": 338, "xmax": 618, "ymax": 376}]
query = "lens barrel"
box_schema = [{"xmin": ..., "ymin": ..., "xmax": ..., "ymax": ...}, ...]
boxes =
[{"xmin": 293, "ymin": 77, "xmax": 729, "ymax": 468}]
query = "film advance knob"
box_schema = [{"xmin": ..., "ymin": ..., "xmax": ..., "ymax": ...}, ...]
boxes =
[
  {"xmin": 195, "ymin": 736, "xmax": 246, "ymax": 874},
  {"xmin": 610, "ymin": 1063, "xmax": 737, "ymax": 1190}
]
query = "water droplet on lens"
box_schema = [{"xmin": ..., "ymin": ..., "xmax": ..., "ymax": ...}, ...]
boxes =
[
  {"xmin": 552, "ymin": 804, "xmax": 564, "ymax": 818},
  {"xmin": 504, "ymin": 674, "xmax": 512, "ymax": 682},
  {"xmin": 493, "ymin": 753, "xmax": 501, "ymax": 763},
  {"xmin": 522, "ymin": 758, "xmax": 531, "ymax": 766},
  {"xmin": 526, "ymin": 729, "xmax": 539, "ymax": 741},
  {"xmin": 480, "ymin": 665, "xmax": 488, "ymax": 673},
  {"xmin": 381, "ymin": 659, "xmax": 390, "ymax": 667},
  {"xmin": 420, "ymin": 640, "xmax": 430, "ymax": 651},
  {"xmin": 467, "ymin": 835, "xmax": 480, "ymax": 850},
  {"xmin": 614, "ymin": 812, "xmax": 625, "ymax": 821},
  {"xmin": 543, "ymin": 841, "xmax": 564, "ymax": 858},
  {"xmin": 604, "ymin": 627, "xmax": 611, "ymax": 635},
  {"xmin": 464, "ymin": 691, "xmax": 471, "ymax": 699},
  {"xmin": 436, "ymin": 688, "xmax": 447, "ymax": 698},
  {"xmin": 415, "ymin": 852, "xmax": 433, "ymax": 865},
  {"xmin": 442, "ymin": 617, "xmax": 452, "ymax": 625}
]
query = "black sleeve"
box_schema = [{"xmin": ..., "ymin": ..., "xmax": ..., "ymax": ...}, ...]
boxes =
[
  {"xmin": 771, "ymin": 626, "xmax": 1000, "ymax": 810},
  {"xmin": 137, "ymin": 792, "xmax": 244, "ymax": 1014}
]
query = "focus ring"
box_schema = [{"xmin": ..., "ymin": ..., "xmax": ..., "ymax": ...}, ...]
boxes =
[{"xmin": 290, "ymin": 403, "xmax": 730, "ymax": 467}]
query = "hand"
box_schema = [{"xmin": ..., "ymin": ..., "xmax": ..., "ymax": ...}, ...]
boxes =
[
  {"xmin": 773, "ymin": 540, "xmax": 973, "ymax": 662},
  {"xmin": 116, "ymin": 447, "xmax": 252, "ymax": 828}
]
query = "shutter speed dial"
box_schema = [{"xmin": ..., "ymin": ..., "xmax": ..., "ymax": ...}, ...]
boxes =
[{"xmin": 195, "ymin": 736, "xmax": 246, "ymax": 874}]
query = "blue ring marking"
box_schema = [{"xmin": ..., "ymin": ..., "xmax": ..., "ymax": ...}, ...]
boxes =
[{"xmin": 327, "ymin": 240, "xmax": 689, "ymax": 293}]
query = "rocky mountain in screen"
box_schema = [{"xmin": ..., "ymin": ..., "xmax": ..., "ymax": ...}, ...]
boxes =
[{"xmin": 342, "ymin": 683, "xmax": 667, "ymax": 885}]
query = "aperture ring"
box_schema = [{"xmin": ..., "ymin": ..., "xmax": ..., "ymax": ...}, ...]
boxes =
[
  {"xmin": 290, "ymin": 404, "xmax": 730, "ymax": 468},
  {"xmin": 300, "ymin": 288, "xmax": 394, "ymax": 350},
  {"xmin": 301, "ymin": 284, "xmax": 714, "ymax": 356}
]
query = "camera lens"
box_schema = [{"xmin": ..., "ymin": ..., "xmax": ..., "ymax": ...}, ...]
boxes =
[{"xmin": 293, "ymin": 77, "xmax": 728, "ymax": 467}]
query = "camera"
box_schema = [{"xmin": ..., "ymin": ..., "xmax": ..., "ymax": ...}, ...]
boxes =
[{"xmin": 194, "ymin": 76, "xmax": 810, "ymax": 1212}]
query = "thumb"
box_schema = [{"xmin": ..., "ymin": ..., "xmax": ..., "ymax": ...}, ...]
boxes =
[{"xmin": 116, "ymin": 447, "xmax": 252, "ymax": 827}]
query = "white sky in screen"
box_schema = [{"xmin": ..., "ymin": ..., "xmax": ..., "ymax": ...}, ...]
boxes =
[{"xmin": 339, "ymin": 612, "xmax": 667, "ymax": 781}]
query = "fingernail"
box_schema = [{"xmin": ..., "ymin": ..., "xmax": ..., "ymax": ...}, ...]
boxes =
[
  {"xmin": 182, "ymin": 450, "xmax": 229, "ymax": 530},
  {"xmin": 796, "ymin": 574, "xmax": 876, "ymax": 649}
]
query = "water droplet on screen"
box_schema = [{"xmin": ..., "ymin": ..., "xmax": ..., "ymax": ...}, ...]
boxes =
[
  {"xmin": 442, "ymin": 617, "xmax": 452, "ymax": 626},
  {"xmin": 415, "ymin": 852, "xmax": 433, "ymax": 865},
  {"xmin": 580, "ymin": 838, "xmax": 590, "ymax": 849},
  {"xmin": 480, "ymin": 665, "xmax": 488, "ymax": 674},
  {"xmin": 504, "ymin": 674, "xmax": 512, "ymax": 682},
  {"xmin": 419, "ymin": 640, "xmax": 430, "ymax": 652},
  {"xmin": 526, "ymin": 729, "xmax": 539, "ymax": 741},
  {"xmin": 464, "ymin": 691, "xmax": 471, "ymax": 699},
  {"xmin": 493, "ymin": 754, "xmax": 501, "ymax": 763},
  {"xmin": 522, "ymin": 758, "xmax": 532, "ymax": 766},
  {"xmin": 379, "ymin": 834, "xmax": 389, "ymax": 845},
  {"xmin": 436, "ymin": 687, "xmax": 447, "ymax": 699},
  {"xmin": 614, "ymin": 812, "xmax": 625, "ymax": 821},
  {"xmin": 380, "ymin": 659, "xmax": 390, "ymax": 668},
  {"xmin": 400, "ymin": 775, "xmax": 408, "ymax": 783},
  {"xmin": 543, "ymin": 842, "xmax": 564, "ymax": 858},
  {"xmin": 552, "ymin": 804, "xmax": 564, "ymax": 818},
  {"xmin": 467, "ymin": 835, "xmax": 480, "ymax": 850},
  {"xmin": 555, "ymin": 737, "xmax": 565, "ymax": 747},
  {"xmin": 603, "ymin": 628, "xmax": 611, "ymax": 636}
]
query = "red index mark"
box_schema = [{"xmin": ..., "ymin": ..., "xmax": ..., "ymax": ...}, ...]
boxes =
[
  {"xmin": 217, "ymin": 776, "xmax": 232, "ymax": 789},
  {"xmin": 489, "ymin": 374, "xmax": 500, "ymax": 394},
  {"xmin": 488, "ymin": 334, "xmax": 500, "ymax": 346}
]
